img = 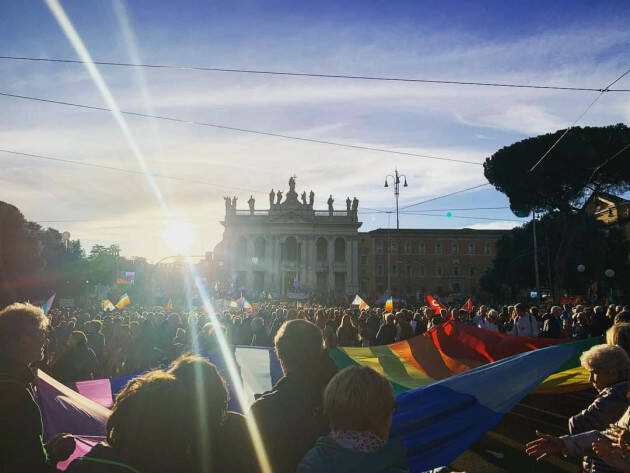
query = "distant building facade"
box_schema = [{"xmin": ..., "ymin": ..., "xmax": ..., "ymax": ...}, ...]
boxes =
[
  {"xmin": 361, "ymin": 228, "xmax": 509, "ymax": 301},
  {"xmin": 586, "ymin": 192, "xmax": 630, "ymax": 241},
  {"xmin": 214, "ymin": 177, "xmax": 362, "ymax": 297}
]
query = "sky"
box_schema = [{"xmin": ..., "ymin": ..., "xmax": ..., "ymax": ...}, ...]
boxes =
[{"xmin": 1, "ymin": 0, "xmax": 629, "ymax": 262}]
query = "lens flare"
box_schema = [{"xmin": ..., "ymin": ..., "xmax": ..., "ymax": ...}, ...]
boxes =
[{"xmin": 162, "ymin": 220, "xmax": 196, "ymax": 254}]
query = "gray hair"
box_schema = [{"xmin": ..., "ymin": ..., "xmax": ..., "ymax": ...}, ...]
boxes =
[{"xmin": 580, "ymin": 344, "xmax": 630, "ymax": 379}]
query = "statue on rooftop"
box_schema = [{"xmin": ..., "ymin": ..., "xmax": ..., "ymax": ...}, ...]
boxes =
[
  {"xmin": 346, "ymin": 197, "xmax": 352, "ymax": 213},
  {"xmin": 289, "ymin": 175, "xmax": 296, "ymax": 193},
  {"xmin": 232, "ymin": 196, "xmax": 237, "ymax": 209},
  {"xmin": 224, "ymin": 196, "xmax": 231, "ymax": 213},
  {"xmin": 276, "ymin": 190, "xmax": 283, "ymax": 205},
  {"xmin": 309, "ymin": 190, "xmax": 314, "ymax": 207},
  {"xmin": 248, "ymin": 195, "xmax": 255, "ymax": 215},
  {"xmin": 301, "ymin": 191, "xmax": 307, "ymax": 205},
  {"xmin": 352, "ymin": 197, "xmax": 359, "ymax": 213},
  {"xmin": 327, "ymin": 195, "xmax": 334, "ymax": 216},
  {"xmin": 269, "ymin": 189, "xmax": 275, "ymax": 208}
]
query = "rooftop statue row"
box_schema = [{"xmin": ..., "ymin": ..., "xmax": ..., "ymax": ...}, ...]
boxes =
[{"xmin": 224, "ymin": 176, "xmax": 359, "ymax": 216}]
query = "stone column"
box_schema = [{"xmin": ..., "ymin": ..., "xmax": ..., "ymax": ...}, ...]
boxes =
[
  {"xmin": 327, "ymin": 237, "xmax": 335, "ymax": 295},
  {"xmin": 308, "ymin": 237, "xmax": 317, "ymax": 290},
  {"xmin": 245, "ymin": 237, "xmax": 254, "ymax": 292},
  {"xmin": 345, "ymin": 238, "xmax": 352, "ymax": 294},
  {"xmin": 351, "ymin": 238, "xmax": 359, "ymax": 293}
]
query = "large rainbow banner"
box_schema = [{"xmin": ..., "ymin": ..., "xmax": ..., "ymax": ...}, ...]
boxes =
[{"xmin": 38, "ymin": 321, "xmax": 597, "ymax": 472}]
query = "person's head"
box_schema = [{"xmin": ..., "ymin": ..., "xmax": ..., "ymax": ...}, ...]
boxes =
[
  {"xmin": 168, "ymin": 354, "xmax": 228, "ymax": 427},
  {"xmin": 615, "ymin": 310, "xmax": 630, "ymax": 324},
  {"xmin": 274, "ymin": 319, "xmax": 324, "ymax": 374},
  {"xmin": 550, "ymin": 306, "xmax": 562, "ymax": 317},
  {"xmin": 68, "ymin": 330, "xmax": 88, "ymax": 347},
  {"xmin": 514, "ymin": 303, "xmax": 526, "ymax": 316},
  {"xmin": 107, "ymin": 370, "xmax": 194, "ymax": 473},
  {"xmin": 251, "ymin": 316, "xmax": 265, "ymax": 332},
  {"xmin": 580, "ymin": 344, "xmax": 630, "ymax": 392},
  {"xmin": 607, "ymin": 323, "xmax": 630, "ymax": 358},
  {"xmin": 0, "ymin": 302, "xmax": 49, "ymax": 364},
  {"xmin": 324, "ymin": 366, "xmax": 395, "ymax": 440}
]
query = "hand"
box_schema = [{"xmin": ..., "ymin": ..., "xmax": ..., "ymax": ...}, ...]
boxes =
[
  {"xmin": 525, "ymin": 430, "xmax": 565, "ymax": 461},
  {"xmin": 45, "ymin": 433, "xmax": 76, "ymax": 463},
  {"xmin": 607, "ymin": 424, "xmax": 630, "ymax": 450}
]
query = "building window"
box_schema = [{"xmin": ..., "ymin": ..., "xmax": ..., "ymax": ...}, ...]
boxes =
[
  {"xmin": 418, "ymin": 242, "xmax": 425, "ymax": 254},
  {"xmin": 452, "ymin": 282, "xmax": 461, "ymax": 293},
  {"xmin": 405, "ymin": 264, "xmax": 412, "ymax": 277},
  {"xmin": 453, "ymin": 264, "xmax": 460, "ymax": 276},
  {"xmin": 375, "ymin": 239, "xmax": 383, "ymax": 253},
  {"xmin": 392, "ymin": 264, "xmax": 399, "ymax": 277},
  {"xmin": 404, "ymin": 241, "xmax": 411, "ymax": 253},
  {"xmin": 284, "ymin": 236, "xmax": 298, "ymax": 261},
  {"xmin": 376, "ymin": 264, "xmax": 384, "ymax": 276},
  {"xmin": 470, "ymin": 266, "xmax": 476, "ymax": 277},
  {"xmin": 316, "ymin": 237, "xmax": 327, "ymax": 262},
  {"xmin": 435, "ymin": 242, "xmax": 442, "ymax": 255},
  {"xmin": 468, "ymin": 242, "xmax": 475, "ymax": 254},
  {"xmin": 484, "ymin": 242, "xmax": 491, "ymax": 255},
  {"xmin": 436, "ymin": 265, "xmax": 443, "ymax": 277},
  {"xmin": 334, "ymin": 238, "xmax": 346, "ymax": 262},
  {"xmin": 418, "ymin": 263, "xmax": 426, "ymax": 277},
  {"xmin": 360, "ymin": 255, "xmax": 368, "ymax": 265},
  {"xmin": 391, "ymin": 240, "xmax": 398, "ymax": 253},
  {"xmin": 254, "ymin": 237, "xmax": 266, "ymax": 261},
  {"xmin": 451, "ymin": 242, "xmax": 458, "ymax": 255}
]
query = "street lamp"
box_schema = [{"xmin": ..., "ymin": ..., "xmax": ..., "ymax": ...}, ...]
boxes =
[
  {"xmin": 384, "ymin": 169, "xmax": 408, "ymax": 230},
  {"xmin": 384, "ymin": 169, "xmax": 408, "ymax": 295}
]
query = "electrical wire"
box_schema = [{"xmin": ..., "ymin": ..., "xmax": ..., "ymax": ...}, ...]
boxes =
[
  {"xmin": 529, "ymin": 67, "xmax": 630, "ymax": 172},
  {"xmin": 0, "ymin": 91, "xmax": 483, "ymax": 165},
  {"xmin": 0, "ymin": 148, "xmax": 267, "ymax": 194},
  {"xmin": 397, "ymin": 183, "xmax": 491, "ymax": 210},
  {"xmin": 2, "ymin": 55, "xmax": 629, "ymax": 92}
]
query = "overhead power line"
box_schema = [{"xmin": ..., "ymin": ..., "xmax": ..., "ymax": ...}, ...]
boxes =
[
  {"xmin": 0, "ymin": 148, "xmax": 267, "ymax": 194},
  {"xmin": 397, "ymin": 183, "xmax": 491, "ymax": 211},
  {"xmin": 0, "ymin": 91, "xmax": 482, "ymax": 166},
  {"xmin": 2, "ymin": 55, "xmax": 629, "ymax": 92},
  {"xmin": 529, "ymin": 67, "xmax": 630, "ymax": 172}
]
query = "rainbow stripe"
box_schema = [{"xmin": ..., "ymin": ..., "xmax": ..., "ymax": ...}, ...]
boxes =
[{"xmin": 329, "ymin": 321, "xmax": 595, "ymax": 395}]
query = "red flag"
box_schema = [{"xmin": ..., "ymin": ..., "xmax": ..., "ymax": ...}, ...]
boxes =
[
  {"xmin": 461, "ymin": 298, "xmax": 473, "ymax": 314},
  {"xmin": 425, "ymin": 294, "xmax": 444, "ymax": 315}
]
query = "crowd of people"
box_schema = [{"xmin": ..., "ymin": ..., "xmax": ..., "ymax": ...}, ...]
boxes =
[
  {"xmin": 1, "ymin": 297, "xmax": 630, "ymax": 472},
  {"xmin": 35, "ymin": 299, "xmax": 630, "ymax": 383}
]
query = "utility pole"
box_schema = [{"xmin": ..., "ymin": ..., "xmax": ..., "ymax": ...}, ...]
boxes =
[{"xmin": 532, "ymin": 211, "xmax": 541, "ymax": 305}]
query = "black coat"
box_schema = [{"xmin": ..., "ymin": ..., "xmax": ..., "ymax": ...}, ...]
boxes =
[
  {"xmin": 0, "ymin": 357, "xmax": 55, "ymax": 472},
  {"xmin": 376, "ymin": 322, "xmax": 396, "ymax": 345},
  {"xmin": 250, "ymin": 353, "xmax": 338, "ymax": 473}
]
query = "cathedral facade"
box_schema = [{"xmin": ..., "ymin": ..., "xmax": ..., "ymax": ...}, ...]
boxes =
[{"xmin": 214, "ymin": 177, "xmax": 362, "ymax": 297}]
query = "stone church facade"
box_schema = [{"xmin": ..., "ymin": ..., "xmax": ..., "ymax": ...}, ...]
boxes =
[{"xmin": 214, "ymin": 177, "xmax": 362, "ymax": 297}]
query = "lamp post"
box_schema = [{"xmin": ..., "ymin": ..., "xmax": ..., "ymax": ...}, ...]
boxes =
[
  {"xmin": 384, "ymin": 169, "xmax": 408, "ymax": 294},
  {"xmin": 384, "ymin": 169, "xmax": 408, "ymax": 230}
]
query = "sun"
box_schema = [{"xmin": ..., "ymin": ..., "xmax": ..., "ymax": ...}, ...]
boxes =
[{"xmin": 161, "ymin": 220, "xmax": 196, "ymax": 254}]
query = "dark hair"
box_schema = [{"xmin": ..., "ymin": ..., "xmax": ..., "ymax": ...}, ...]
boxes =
[
  {"xmin": 107, "ymin": 371, "xmax": 193, "ymax": 473},
  {"xmin": 274, "ymin": 319, "xmax": 323, "ymax": 373}
]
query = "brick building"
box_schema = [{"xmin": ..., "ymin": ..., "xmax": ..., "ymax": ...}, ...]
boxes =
[{"xmin": 360, "ymin": 228, "xmax": 509, "ymax": 301}]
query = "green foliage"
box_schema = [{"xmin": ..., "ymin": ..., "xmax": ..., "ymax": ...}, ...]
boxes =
[
  {"xmin": 484, "ymin": 124, "xmax": 630, "ymax": 214},
  {"xmin": 481, "ymin": 213, "xmax": 630, "ymax": 301}
]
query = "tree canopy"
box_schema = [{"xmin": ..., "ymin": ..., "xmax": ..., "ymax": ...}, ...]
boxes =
[{"xmin": 484, "ymin": 124, "xmax": 630, "ymax": 214}]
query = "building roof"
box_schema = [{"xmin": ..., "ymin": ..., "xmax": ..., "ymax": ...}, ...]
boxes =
[{"xmin": 364, "ymin": 228, "xmax": 511, "ymax": 236}]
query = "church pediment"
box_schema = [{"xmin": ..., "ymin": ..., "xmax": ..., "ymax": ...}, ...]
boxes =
[{"xmin": 268, "ymin": 209, "xmax": 314, "ymax": 224}]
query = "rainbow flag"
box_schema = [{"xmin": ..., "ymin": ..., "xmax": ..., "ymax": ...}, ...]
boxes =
[
  {"xmin": 41, "ymin": 293, "xmax": 55, "ymax": 315},
  {"xmin": 101, "ymin": 299, "xmax": 115, "ymax": 312},
  {"xmin": 115, "ymin": 293, "xmax": 130, "ymax": 309},
  {"xmin": 164, "ymin": 298, "xmax": 173, "ymax": 311},
  {"xmin": 242, "ymin": 298, "xmax": 253, "ymax": 313},
  {"xmin": 52, "ymin": 322, "xmax": 594, "ymax": 472},
  {"xmin": 385, "ymin": 296, "xmax": 393, "ymax": 312}
]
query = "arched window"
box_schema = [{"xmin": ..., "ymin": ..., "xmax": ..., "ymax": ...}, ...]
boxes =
[
  {"xmin": 285, "ymin": 236, "xmax": 297, "ymax": 261},
  {"xmin": 235, "ymin": 236, "xmax": 247, "ymax": 258},
  {"xmin": 316, "ymin": 237, "xmax": 328, "ymax": 262},
  {"xmin": 334, "ymin": 237, "xmax": 346, "ymax": 262},
  {"xmin": 254, "ymin": 237, "xmax": 265, "ymax": 260}
]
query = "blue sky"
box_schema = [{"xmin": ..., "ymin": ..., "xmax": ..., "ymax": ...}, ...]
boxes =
[{"xmin": 1, "ymin": 0, "xmax": 629, "ymax": 261}]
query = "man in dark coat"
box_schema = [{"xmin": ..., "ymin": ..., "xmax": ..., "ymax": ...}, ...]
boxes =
[
  {"xmin": 375, "ymin": 313, "xmax": 396, "ymax": 345},
  {"xmin": 250, "ymin": 319, "xmax": 338, "ymax": 473},
  {"xmin": 0, "ymin": 302, "xmax": 75, "ymax": 472}
]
